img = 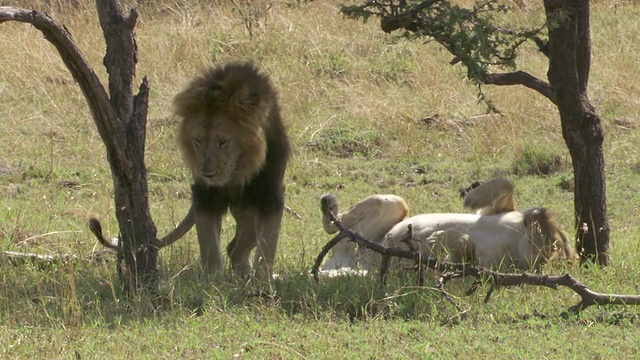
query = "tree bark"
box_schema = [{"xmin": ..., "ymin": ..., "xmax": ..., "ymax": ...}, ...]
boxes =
[
  {"xmin": 0, "ymin": 2, "xmax": 160, "ymax": 291},
  {"xmin": 95, "ymin": 0, "xmax": 159, "ymax": 292},
  {"xmin": 545, "ymin": 0, "xmax": 609, "ymax": 265}
]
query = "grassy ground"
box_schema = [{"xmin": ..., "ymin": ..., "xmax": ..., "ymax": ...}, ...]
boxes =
[{"xmin": 1, "ymin": 0, "xmax": 640, "ymax": 358}]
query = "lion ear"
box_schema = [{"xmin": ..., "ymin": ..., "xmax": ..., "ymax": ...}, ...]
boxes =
[
  {"xmin": 240, "ymin": 90, "xmax": 261, "ymax": 108},
  {"xmin": 204, "ymin": 84, "xmax": 223, "ymax": 103}
]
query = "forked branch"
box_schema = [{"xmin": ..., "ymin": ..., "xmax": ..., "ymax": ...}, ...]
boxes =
[{"xmin": 314, "ymin": 205, "xmax": 640, "ymax": 315}]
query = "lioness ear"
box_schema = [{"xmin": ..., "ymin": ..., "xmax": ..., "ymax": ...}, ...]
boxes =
[
  {"xmin": 523, "ymin": 207, "xmax": 545, "ymax": 226},
  {"xmin": 459, "ymin": 180, "xmax": 484, "ymax": 199}
]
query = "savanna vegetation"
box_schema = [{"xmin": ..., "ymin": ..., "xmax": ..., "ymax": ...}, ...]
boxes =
[{"xmin": 1, "ymin": 0, "xmax": 639, "ymax": 358}]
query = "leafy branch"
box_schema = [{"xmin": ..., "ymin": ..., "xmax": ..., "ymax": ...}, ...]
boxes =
[{"xmin": 340, "ymin": 0, "xmax": 555, "ymax": 107}]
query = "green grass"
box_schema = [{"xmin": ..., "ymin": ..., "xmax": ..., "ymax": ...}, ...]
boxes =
[{"xmin": 2, "ymin": 0, "xmax": 640, "ymax": 358}]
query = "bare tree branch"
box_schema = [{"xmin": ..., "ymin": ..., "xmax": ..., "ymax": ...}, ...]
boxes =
[
  {"xmin": 2, "ymin": 250, "xmax": 112, "ymax": 267},
  {"xmin": 483, "ymin": 71, "xmax": 557, "ymax": 105},
  {"xmin": 0, "ymin": 6, "xmax": 127, "ymax": 169}
]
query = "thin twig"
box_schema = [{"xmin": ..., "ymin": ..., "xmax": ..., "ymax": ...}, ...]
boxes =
[{"xmin": 285, "ymin": 204, "xmax": 303, "ymax": 220}]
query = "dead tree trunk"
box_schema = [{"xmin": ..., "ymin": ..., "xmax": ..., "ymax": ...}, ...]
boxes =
[
  {"xmin": 95, "ymin": 1, "xmax": 159, "ymax": 292},
  {"xmin": 545, "ymin": 0, "xmax": 609, "ymax": 265},
  {"xmin": 0, "ymin": 1, "xmax": 159, "ymax": 292}
]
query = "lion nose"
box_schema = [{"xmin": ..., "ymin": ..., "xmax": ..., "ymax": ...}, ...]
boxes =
[{"xmin": 201, "ymin": 161, "xmax": 218, "ymax": 179}]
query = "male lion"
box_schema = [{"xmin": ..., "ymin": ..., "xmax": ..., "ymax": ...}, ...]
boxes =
[{"xmin": 159, "ymin": 61, "xmax": 290, "ymax": 278}]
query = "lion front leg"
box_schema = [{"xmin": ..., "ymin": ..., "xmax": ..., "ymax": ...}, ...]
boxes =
[
  {"xmin": 320, "ymin": 194, "xmax": 357, "ymax": 270},
  {"xmin": 253, "ymin": 209, "xmax": 283, "ymax": 280},
  {"xmin": 195, "ymin": 209, "xmax": 224, "ymax": 276},
  {"xmin": 320, "ymin": 194, "xmax": 340, "ymax": 234},
  {"xmin": 229, "ymin": 207, "xmax": 283, "ymax": 280},
  {"xmin": 228, "ymin": 207, "xmax": 258, "ymax": 277},
  {"xmin": 427, "ymin": 230, "xmax": 475, "ymax": 264}
]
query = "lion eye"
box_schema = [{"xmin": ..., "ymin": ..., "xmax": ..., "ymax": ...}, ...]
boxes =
[
  {"xmin": 219, "ymin": 139, "xmax": 230, "ymax": 148},
  {"xmin": 192, "ymin": 139, "xmax": 202, "ymax": 149}
]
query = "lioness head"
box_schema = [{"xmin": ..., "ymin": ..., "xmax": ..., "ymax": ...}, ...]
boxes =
[
  {"xmin": 522, "ymin": 206, "xmax": 573, "ymax": 263},
  {"xmin": 174, "ymin": 62, "xmax": 277, "ymax": 187}
]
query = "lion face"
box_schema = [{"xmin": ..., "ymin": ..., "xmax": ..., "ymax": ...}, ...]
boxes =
[
  {"xmin": 179, "ymin": 113, "xmax": 267, "ymax": 187},
  {"xmin": 182, "ymin": 116, "xmax": 240, "ymax": 186}
]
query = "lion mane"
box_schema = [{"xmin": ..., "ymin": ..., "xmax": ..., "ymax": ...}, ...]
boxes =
[{"xmin": 159, "ymin": 61, "xmax": 290, "ymax": 278}]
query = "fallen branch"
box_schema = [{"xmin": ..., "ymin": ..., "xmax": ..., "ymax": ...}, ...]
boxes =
[
  {"xmin": 2, "ymin": 251, "xmax": 71, "ymax": 265},
  {"xmin": 2, "ymin": 250, "xmax": 112, "ymax": 267},
  {"xmin": 314, "ymin": 205, "xmax": 640, "ymax": 315}
]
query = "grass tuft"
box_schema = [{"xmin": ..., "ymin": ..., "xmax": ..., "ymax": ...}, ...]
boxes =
[
  {"xmin": 307, "ymin": 126, "xmax": 385, "ymax": 158},
  {"xmin": 511, "ymin": 145, "xmax": 569, "ymax": 176}
]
